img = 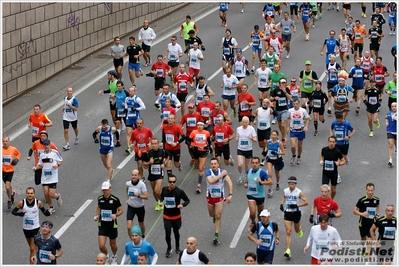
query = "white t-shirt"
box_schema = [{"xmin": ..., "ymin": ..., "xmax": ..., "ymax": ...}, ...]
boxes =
[
  {"xmin": 126, "ymin": 180, "xmax": 147, "ymax": 208},
  {"xmin": 255, "ymin": 67, "xmax": 272, "ymax": 88},
  {"xmin": 222, "ymin": 74, "xmax": 239, "ymax": 96},
  {"xmin": 189, "ymin": 48, "xmax": 203, "ymax": 70},
  {"xmin": 167, "ymin": 43, "xmax": 183, "ymax": 62},
  {"xmin": 236, "ymin": 125, "xmax": 257, "ymax": 151},
  {"xmin": 38, "ymin": 149, "xmax": 63, "ymax": 184},
  {"xmin": 306, "ymin": 225, "xmax": 342, "ymax": 260},
  {"xmin": 288, "ymin": 107, "xmax": 309, "ymax": 130}
]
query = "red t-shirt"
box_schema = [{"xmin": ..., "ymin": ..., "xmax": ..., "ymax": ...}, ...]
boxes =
[
  {"xmin": 211, "ymin": 109, "xmax": 226, "ymax": 125},
  {"xmin": 161, "ymin": 107, "xmax": 177, "ymax": 123},
  {"xmin": 237, "ymin": 93, "xmax": 256, "ymax": 116},
  {"xmin": 212, "ymin": 122, "xmax": 234, "ymax": 147},
  {"xmin": 196, "ymin": 101, "xmax": 215, "ymax": 122},
  {"xmin": 162, "ymin": 123, "xmax": 185, "ymax": 150},
  {"xmin": 151, "ymin": 62, "xmax": 170, "ymax": 79},
  {"xmin": 130, "ymin": 127, "xmax": 153, "ymax": 153},
  {"xmin": 313, "ymin": 196, "xmax": 339, "ymax": 216},
  {"xmin": 174, "ymin": 73, "xmax": 193, "ymax": 94},
  {"xmin": 180, "ymin": 112, "xmax": 202, "ymax": 134}
]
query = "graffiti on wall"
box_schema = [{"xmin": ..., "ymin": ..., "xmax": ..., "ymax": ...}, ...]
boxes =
[
  {"xmin": 18, "ymin": 39, "xmax": 37, "ymax": 59},
  {"xmin": 3, "ymin": 60, "xmax": 27, "ymax": 74},
  {"xmin": 104, "ymin": 2, "xmax": 113, "ymax": 14},
  {"xmin": 67, "ymin": 8, "xmax": 80, "ymax": 32}
]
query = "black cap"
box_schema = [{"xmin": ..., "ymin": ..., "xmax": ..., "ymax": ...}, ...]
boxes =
[
  {"xmin": 254, "ymin": 25, "xmax": 259, "ymax": 30},
  {"xmin": 186, "ymin": 15, "xmax": 191, "ymax": 19},
  {"xmin": 188, "ymin": 29, "xmax": 195, "ymax": 34}
]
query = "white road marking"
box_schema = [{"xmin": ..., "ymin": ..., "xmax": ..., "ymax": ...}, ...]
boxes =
[
  {"xmin": 229, "ymin": 207, "xmax": 249, "ymax": 248},
  {"xmin": 54, "ymin": 199, "xmax": 93, "ymax": 239}
]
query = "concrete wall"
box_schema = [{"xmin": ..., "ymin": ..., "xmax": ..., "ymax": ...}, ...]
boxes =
[{"xmin": 2, "ymin": 2, "xmax": 186, "ymax": 100}]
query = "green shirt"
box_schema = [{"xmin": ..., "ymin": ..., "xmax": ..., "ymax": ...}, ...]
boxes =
[
  {"xmin": 109, "ymin": 79, "xmax": 118, "ymax": 94},
  {"xmin": 385, "ymin": 80, "xmax": 397, "ymax": 99},
  {"xmin": 310, "ymin": 2, "xmax": 318, "ymax": 12},
  {"xmin": 268, "ymin": 71, "xmax": 287, "ymax": 91},
  {"xmin": 182, "ymin": 21, "xmax": 195, "ymax": 40},
  {"xmin": 301, "ymin": 71, "xmax": 315, "ymax": 93}
]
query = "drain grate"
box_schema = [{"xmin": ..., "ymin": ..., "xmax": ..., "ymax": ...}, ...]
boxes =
[
  {"xmin": 95, "ymin": 54, "xmax": 110, "ymax": 59},
  {"xmin": 69, "ymin": 66, "xmax": 85, "ymax": 70}
]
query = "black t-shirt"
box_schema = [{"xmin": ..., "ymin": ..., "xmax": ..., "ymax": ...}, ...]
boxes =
[
  {"xmin": 321, "ymin": 146, "xmax": 343, "ymax": 174},
  {"xmin": 97, "ymin": 194, "xmax": 122, "ymax": 227},
  {"xmin": 126, "ymin": 44, "xmax": 142, "ymax": 63},
  {"xmin": 365, "ymin": 87, "xmax": 382, "ymax": 105},
  {"xmin": 373, "ymin": 216, "xmax": 397, "ymax": 241},
  {"xmin": 270, "ymin": 86, "xmax": 291, "ymax": 111},
  {"xmin": 146, "ymin": 148, "xmax": 166, "ymax": 177},
  {"xmin": 369, "ymin": 27, "xmax": 383, "ymax": 42},
  {"xmin": 370, "ymin": 13, "xmax": 386, "ymax": 29},
  {"xmin": 310, "ymin": 90, "xmax": 328, "ymax": 108},
  {"xmin": 187, "ymin": 36, "xmax": 203, "ymax": 48},
  {"xmin": 356, "ymin": 195, "xmax": 380, "ymax": 226}
]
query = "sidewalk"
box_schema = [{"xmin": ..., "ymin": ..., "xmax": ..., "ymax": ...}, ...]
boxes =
[{"xmin": 2, "ymin": 3, "xmax": 216, "ymax": 137}]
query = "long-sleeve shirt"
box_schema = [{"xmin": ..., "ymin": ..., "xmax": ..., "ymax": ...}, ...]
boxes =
[{"xmin": 160, "ymin": 186, "xmax": 190, "ymax": 220}]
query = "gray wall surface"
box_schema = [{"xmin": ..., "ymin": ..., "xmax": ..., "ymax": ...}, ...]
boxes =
[{"xmin": 2, "ymin": 2, "xmax": 186, "ymax": 100}]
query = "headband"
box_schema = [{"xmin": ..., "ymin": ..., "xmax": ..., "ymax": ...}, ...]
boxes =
[
  {"xmin": 41, "ymin": 221, "xmax": 53, "ymax": 229},
  {"xmin": 287, "ymin": 180, "xmax": 297, "ymax": 184}
]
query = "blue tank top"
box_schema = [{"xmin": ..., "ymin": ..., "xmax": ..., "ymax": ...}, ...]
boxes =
[
  {"xmin": 267, "ymin": 139, "xmax": 281, "ymax": 160},
  {"xmin": 115, "ymin": 90, "xmax": 126, "ymax": 109},
  {"xmin": 99, "ymin": 126, "xmax": 114, "ymax": 150},
  {"xmin": 125, "ymin": 96, "xmax": 141, "ymax": 123},
  {"xmin": 256, "ymin": 221, "xmax": 276, "ymax": 251},
  {"xmin": 301, "ymin": 4, "xmax": 311, "ymax": 18},
  {"xmin": 222, "ymin": 37, "xmax": 234, "ymax": 55},
  {"xmin": 159, "ymin": 93, "xmax": 176, "ymax": 109},
  {"xmin": 327, "ymin": 62, "xmax": 339, "ymax": 84},
  {"xmin": 386, "ymin": 111, "xmax": 397, "ymax": 133},
  {"xmin": 264, "ymin": 4, "xmax": 275, "ymax": 17},
  {"xmin": 247, "ymin": 168, "xmax": 266, "ymax": 198}
]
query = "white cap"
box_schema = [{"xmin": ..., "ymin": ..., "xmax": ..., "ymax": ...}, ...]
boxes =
[
  {"xmin": 101, "ymin": 181, "xmax": 111, "ymax": 189},
  {"xmin": 260, "ymin": 209, "xmax": 270, "ymax": 217}
]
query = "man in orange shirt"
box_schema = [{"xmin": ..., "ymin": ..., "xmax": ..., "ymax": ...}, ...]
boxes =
[
  {"xmin": 353, "ymin": 20, "xmax": 367, "ymax": 61},
  {"xmin": 28, "ymin": 104, "xmax": 53, "ymax": 142},
  {"xmin": 189, "ymin": 121, "xmax": 211, "ymax": 193},
  {"xmin": 128, "ymin": 118, "xmax": 154, "ymax": 181},
  {"xmin": 180, "ymin": 103, "xmax": 202, "ymax": 166},
  {"xmin": 2, "ymin": 137, "xmax": 21, "ymax": 209},
  {"xmin": 27, "ymin": 131, "xmax": 58, "ymax": 185},
  {"xmin": 237, "ymin": 84, "xmax": 257, "ymax": 125}
]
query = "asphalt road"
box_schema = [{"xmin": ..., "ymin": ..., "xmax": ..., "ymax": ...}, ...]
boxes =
[{"xmin": 2, "ymin": 2, "xmax": 397, "ymax": 265}]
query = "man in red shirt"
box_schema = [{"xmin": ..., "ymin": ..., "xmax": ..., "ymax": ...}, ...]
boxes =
[
  {"xmin": 211, "ymin": 101, "xmax": 233, "ymax": 126},
  {"xmin": 150, "ymin": 55, "xmax": 171, "ymax": 97},
  {"xmin": 28, "ymin": 104, "xmax": 53, "ymax": 142},
  {"xmin": 129, "ymin": 118, "xmax": 153, "ymax": 181},
  {"xmin": 180, "ymin": 103, "xmax": 202, "ymax": 166},
  {"xmin": 173, "ymin": 64, "xmax": 194, "ymax": 116},
  {"xmin": 266, "ymin": 30, "xmax": 284, "ymax": 59},
  {"xmin": 162, "ymin": 114, "xmax": 186, "ymax": 176},
  {"xmin": 237, "ymin": 84, "xmax": 257, "ymax": 125},
  {"xmin": 212, "ymin": 114, "xmax": 235, "ymax": 167},
  {"xmin": 196, "ymin": 94, "xmax": 215, "ymax": 134},
  {"xmin": 309, "ymin": 184, "xmax": 342, "ymax": 225}
]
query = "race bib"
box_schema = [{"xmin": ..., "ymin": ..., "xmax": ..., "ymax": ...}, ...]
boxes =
[
  {"xmin": 330, "ymin": 72, "xmax": 337, "ymax": 81},
  {"xmin": 31, "ymin": 126, "xmax": 39, "ymax": 136},
  {"xmin": 304, "ymin": 80, "xmax": 312, "ymax": 88},
  {"xmin": 39, "ymin": 250, "xmax": 52, "ymax": 263},
  {"xmin": 259, "ymin": 120, "xmax": 268, "ymax": 128},
  {"xmin": 248, "ymin": 183, "xmax": 258, "ymax": 195},
  {"xmin": 187, "ymin": 118, "xmax": 197, "ymax": 127},
  {"xmin": 117, "ymin": 108, "xmax": 126, "ymax": 117},
  {"xmin": 366, "ymin": 207, "xmax": 376, "ymax": 219},
  {"xmin": 100, "ymin": 136, "xmax": 111, "ymax": 146},
  {"xmin": 151, "ymin": 164, "xmax": 161, "ymax": 175},
  {"xmin": 260, "ymin": 234, "xmax": 271, "ymax": 247},
  {"xmin": 215, "ymin": 132, "xmax": 225, "ymax": 142},
  {"xmin": 383, "ymin": 227, "xmax": 395, "ymax": 239},
  {"xmin": 165, "ymin": 134, "xmax": 174, "ymax": 144},
  {"xmin": 335, "ymin": 130, "xmax": 344, "ymax": 140},
  {"xmin": 179, "ymin": 82, "xmax": 187, "ymax": 91},
  {"xmin": 355, "ymin": 33, "xmax": 361, "ymax": 39},
  {"xmin": 156, "ymin": 69, "xmax": 163, "ymax": 77},
  {"xmin": 313, "ymin": 99, "xmax": 321, "ymax": 108},
  {"xmin": 223, "ymin": 47, "xmax": 230, "ymax": 54},
  {"xmin": 210, "ymin": 186, "xmax": 222, "ymax": 198},
  {"xmin": 355, "ymin": 69, "xmax": 363, "ymax": 76},
  {"xmin": 375, "ymin": 75, "xmax": 383, "ymax": 82},
  {"xmin": 2, "ymin": 156, "xmax": 11, "ymax": 165},
  {"xmin": 278, "ymin": 97, "xmax": 287, "ymax": 106},
  {"xmin": 324, "ymin": 160, "xmax": 334, "ymax": 171},
  {"xmin": 369, "ymin": 96, "xmax": 377, "ymax": 105},
  {"xmin": 128, "ymin": 188, "xmax": 138, "ymax": 197},
  {"xmin": 164, "ymin": 197, "xmax": 176, "ymax": 208},
  {"xmin": 24, "ymin": 218, "xmax": 35, "ymax": 225},
  {"xmin": 240, "ymin": 102, "xmax": 249, "ymax": 111},
  {"xmin": 267, "ymin": 61, "xmax": 274, "ymax": 68},
  {"xmin": 101, "ymin": 209, "xmax": 112, "ymax": 221},
  {"xmin": 283, "ymin": 26, "xmax": 290, "ymax": 33}
]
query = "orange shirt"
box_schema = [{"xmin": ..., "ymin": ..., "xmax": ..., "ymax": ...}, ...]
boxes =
[
  {"xmin": 29, "ymin": 113, "xmax": 51, "ymax": 138},
  {"xmin": 189, "ymin": 129, "xmax": 210, "ymax": 151},
  {"xmin": 2, "ymin": 146, "xmax": 21, "ymax": 172},
  {"xmin": 130, "ymin": 127, "xmax": 153, "ymax": 153},
  {"xmin": 162, "ymin": 123, "xmax": 185, "ymax": 151},
  {"xmin": 31, "ymin": 140, "xmax": 58, "ymax": 165},
  {"xmin": 353, "ymin": 26, "xmax": 367, "ymax": 44},
  {"xmin": 238, "ymin": 92, "xmax": 256, "ymax": 116}
]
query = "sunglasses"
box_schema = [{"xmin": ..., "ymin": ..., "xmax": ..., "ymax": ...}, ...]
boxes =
[
  {"xmin": 168, "ymin": 180, "xmax": 176, "ymax": 183},
  {"xmin": 291, "ymin": 81, "xmax": 296, "ymax": 83}
]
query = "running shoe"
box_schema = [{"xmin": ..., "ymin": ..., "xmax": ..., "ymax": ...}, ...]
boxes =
[
  {"xmin": 111, "ymin": 255, "xmax": 117, "ymax": 265},
  {"xmin": 139, "ymin": 69, "xmax": 144, "ymax": 76},
  {"xmin": 296, "ymin": 158, "xmax": 301, "ymax": 165},
  {"xmin": 125, "ymin": 147, "xmax": 131, "ymax": 154},
  {"xmin": 290, "ymin": 156, "xmax": 296, "ymax": 165},
  {"xmin": 271, "ymin": 119, "xmax": 276, "ymax": 124},
  {"xmin": 7, "ymin": 200, "xmax": 12, "ymax": 209},
  {"xmin": 282, "ymin": 139, "xmax": 287, "ymax": 148},
  {"xmin": 267, "ymin": 188, "xmax": 273, "ymax": 198},
  {"xmin": 63, "ymin": 144, "xmax": 70, "ymax": 150},
  {"xmin": 312, "ymin": 24, "xmax": 315, "ymax": 28},
  {"xmin": 175, "ymin": 247, "xmax": 181, "ymax": 254},
  {"xmin": 305, "ymin": 34, "xmax": 309, "ymax": 41},
  {"xmin": 74, "ymin": 137, "xmax": 79, "ymax": 145},
  {"xmin": 165, "ymin": 248, "xmax": 173, "ymax": 258},
  {"xmin": 251, "ymin": 66, "xmax": 255, "ymax": 73},
  {"xmin": 336, "ymin": 7, "xmax": 340, "ymax": 12},
  {"xmin": 241, "ymin": 9, "xmax": 244, "ymax": 13},
  {"xmin": 346, "ymin": 157, "xmax": 349, "ymax": 165},
  {"xmin": 48, "ymin": 207, "xmax": 55, "ymax": 214},
  {"xmin": 260, "ymin": 159, "xmax": 265, "ymax": 166},
  {"xmin": 314, "ymin": 130, "xmax": 319, "ymax": 136},
  {"xmin": 155, "ymin": 202, "xmax": 160, "ymax": 211},
  {"xmin": 237, "ymin": 174, "xmax": 243, "ymax": 185},
  {"xmin": 248, "ymin": 223, "xmax": 254, "ymax": 232},
  {"xmin": 284, "ymin": 248, "xmax": 292, "ymax": 258},
  {"xmin": 213, "ymin": 235, "xmax": 220, "ymax": 245},
  {"xmin": 141, "ymin": 177, "xmax": 146, "ymax": 183},
  {"xmin": 11, "ymin": 191, "xmax": 16, "ymax": 204},
  {"xmin": 149, "ymin": 57, "xmax": 152, "ymax": 64},
  {"xmin": 356, "ymin": 107, "xmax": 360, "ymax": 114},
  {"xmin": 276, "ymin": 184, "xmax": 280, "ymax": 190},
  {"xmin": 178, "ymin": 162, "xmax": 183, "ymax": 172},
  {"xmin": 196, "ymin": 186, "xmax": 201, "ymax": 194},
  {"xmin": 375, "ymin": 119, "xmax": 380, "ymax": 129},
  {"xmin": 286, "ymin": 54, "xmax": 290, "ymax": 59},
  {"xmin": 233, "ymin": 110, "xmax": 237, "ymax": 118},
  {"xmin": 189, "ymin": 159, "xmax": 195, "ymax": 166},
  {"xmin": 337, "ymin": 175, "xmax": 342, "ymax": 184},
  {"xmin": 388, "ymin": 161, "xmax": 393, "ymax": 167},
  {"xmin": 297, "ymin": 229, "xmax": 304, "ymax": 238},
  {"xmin": 57, "ymin": 193, "xmax": 63, "ymax": 207},
  {"xmin": 369, "ymin": 131, "xmax": 374, "ymax": 137},
  {"xmin": 327, "ymin": 109, "xmax": 332, "ymax": 114},
  {"xmin": 115, "ymin": 141, "xmax": 122, "ymax": 147},
  {"xmin": 144, "ymin": 62, "xmax": 148, "ymax": 67},
  {"xmin": 229, "ymin": 155, "xmax": 235, "ymax": 166}
]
